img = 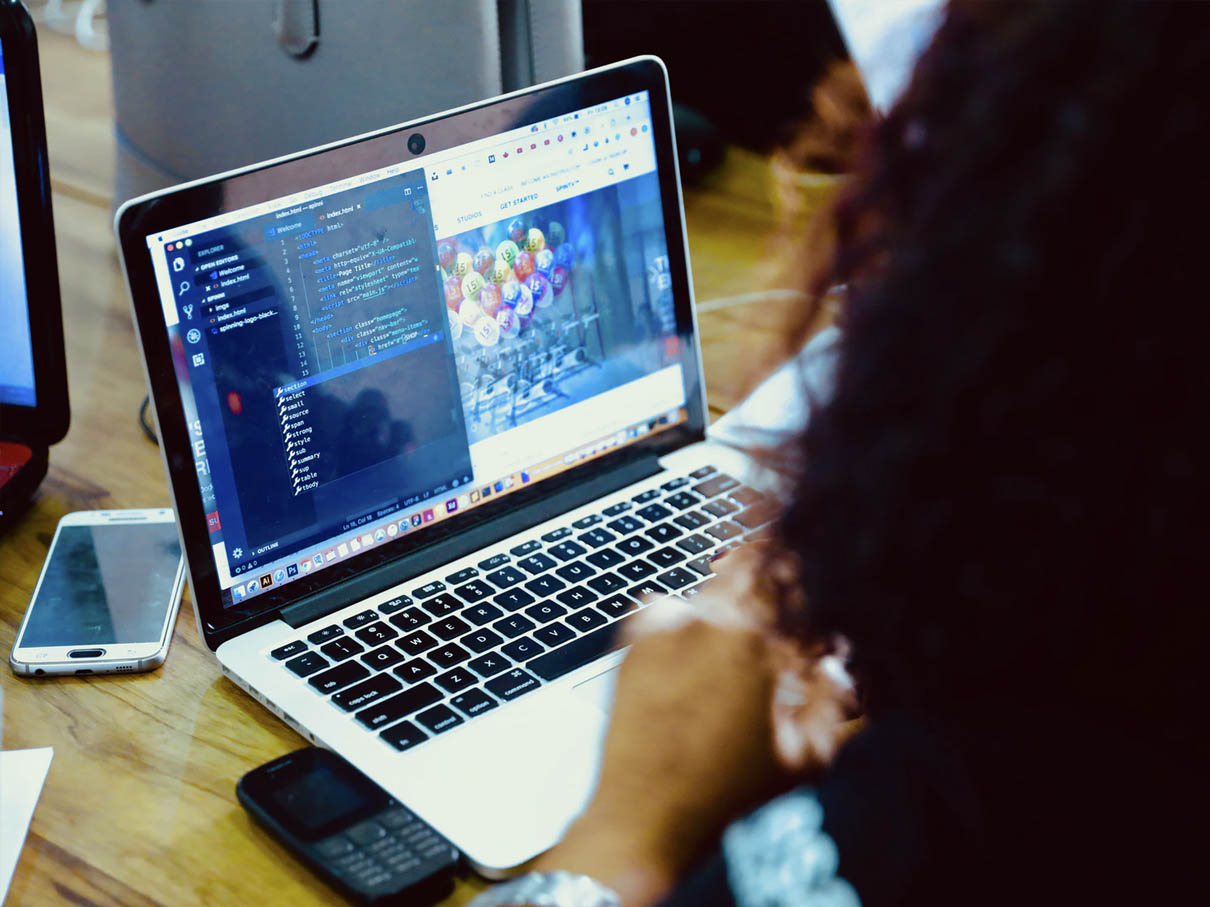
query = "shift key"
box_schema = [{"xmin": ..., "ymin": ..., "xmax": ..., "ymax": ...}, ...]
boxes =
[{"xmin": 355, "ymin": 682, "xmax": 442, "ymax": 729}]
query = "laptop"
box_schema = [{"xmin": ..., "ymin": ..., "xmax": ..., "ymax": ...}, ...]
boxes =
[
  {"xmin": 116, "ymin": 56, "xmax": 778, "ymax": 876},
  {"xmin": 0, "ymin": 1, "xmax": 69, "ymax": 532}
]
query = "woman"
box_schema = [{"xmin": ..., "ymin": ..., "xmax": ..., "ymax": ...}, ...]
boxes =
[{"xmin": 473, "ymin": 2, "xmax": 1210, "ymax": 904}]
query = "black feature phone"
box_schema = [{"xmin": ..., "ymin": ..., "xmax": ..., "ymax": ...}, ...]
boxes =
[{"xmin": 236, "ymin": 747, "xmax": 459, "ymax": 904}]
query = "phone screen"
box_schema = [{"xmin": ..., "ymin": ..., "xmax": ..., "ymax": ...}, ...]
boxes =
[{"xmin": 20, "ymin": 522, "xmax": 183, "ymax": 647}]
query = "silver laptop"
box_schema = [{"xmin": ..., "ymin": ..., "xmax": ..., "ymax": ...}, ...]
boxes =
[{"xmin": 116, "ymin": 56, "xmax": 776, "ymax": 876}]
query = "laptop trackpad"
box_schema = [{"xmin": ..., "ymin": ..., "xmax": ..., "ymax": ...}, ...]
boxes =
[{"xmin": 571, "ymin": 663, "xmax": 619, "ymax": 715}]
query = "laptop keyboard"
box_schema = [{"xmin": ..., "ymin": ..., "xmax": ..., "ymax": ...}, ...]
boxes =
[{"xmin": 266, "ymin": 466, "xmax": 779, "ymax": 752}]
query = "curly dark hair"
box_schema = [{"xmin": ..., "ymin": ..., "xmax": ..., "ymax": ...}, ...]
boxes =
[{"xmin": 780, "ymin": 0, "xmax": 1210, "ymax": 747}]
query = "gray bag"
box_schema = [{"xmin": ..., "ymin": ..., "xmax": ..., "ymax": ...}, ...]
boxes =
[{"xmin": 109, "ymin": 0, "xmax": 584, "ymax": 206}]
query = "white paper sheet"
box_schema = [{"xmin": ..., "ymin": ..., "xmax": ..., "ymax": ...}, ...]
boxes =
[{"xmin": 0, "ymin": 747, "xmax": 53, "ymax": 904}]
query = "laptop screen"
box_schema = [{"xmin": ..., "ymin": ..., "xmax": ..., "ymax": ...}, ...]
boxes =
[
  {"xmin": 0, "ymin": 41, "xmax": 38, "ymax": 408},
  {"xmin": 142, "ymin": 89, "xmax": 689, "ymax": 607}
]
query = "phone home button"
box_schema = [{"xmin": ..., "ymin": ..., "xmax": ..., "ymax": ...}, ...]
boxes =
[{"xmin": 69, "ymin": 648, "xmax": 105, "ymax": 659}]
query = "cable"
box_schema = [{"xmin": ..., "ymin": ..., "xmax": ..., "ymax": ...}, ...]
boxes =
[{"xmin": 138, "ymin": 394, "xmax": 159, "ymax": 446}]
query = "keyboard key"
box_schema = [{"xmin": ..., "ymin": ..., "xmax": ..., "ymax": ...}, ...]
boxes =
[
  {"xmin": 309, "ymin": 661, "xmax": 370, "ymax": 694},
  {"xmin": 616, "ymin": 535, "xmax": 655, "ymax": 556},
  {"xmin": 567, "ymin": 607, "xmax": 607, "ymax": 632},
  {"xmin": 412, "ymin": 581, "xmax": 447, "ymax": 599},
  {"xmin": 705, "ymin": 521, "xmax": 744, "ymax": 542},
  {"xmin": 527, "ymin": 615, "xmax": 637, "ymax": 681},
  {"xmin": 271, "ymin": 640, "xmax": 307, "ymax": 660},
  {"xmin": 285, "ymin": 652, "xmax": 329, "ymax": 677},
  {"xmin": 450, "ymin": 688, "xmax": 498, "ymax": 717},
  {"xmin": 486, "ymin": 566, "xmax": 526, "ymax": 588},
  {"xmin": 556, "ymin": 585, "xmax": 597, "ymax": 608},
  {"xmin": 665, "ymin": 491, "xmax": 701, "ymax": 511},
  {"xmin": 657, "ymin": 568, "xmax": 698, "ymax": 590},
  {"xmin": 393, "ymin": 658, "xmax": 436, "ymax": 684},
  {"xmin": 618, "ymin": 560, "xmax": 658, "ymax": 582},
  {"xmin": 636, "ymin": 503, "xmax": 673, "ymax": 523},
  {"xmin": 674, "ymin": 510, "xmax": 713, "ymax": 530},
  {"xmin": 307, "ymin": 625, "xmax": 343, "ymax": 645},
  {"xmin": 555, "ymin": 560, "xmax": 595, "ymax": 582},
  {"xmin": 346, "ymin": 821, "xmax": 387, "ymax": 845},
  {"xmin": 493, "ymin": 615, "xmax": 537, "ymax": 638},
  {"xmin": 690, "ymin": 465, "xmax": 717, "ymax": 479},
  {"xmin": 571, "ymin": 514, "xmax": 602, "ymax": 529},
  {"xmin": 649, "ymin": 546, "xmax": 687, "ymax": 568},
  {"xmin": 501, "ymin": 636, "xmax": 544, "ymax": 661},
  {"xmin": 380, "ymin": 720, "xmax": 427, "ymax": 752},
  {"xmin": 446, "ymin": 567, "xmax": 478, "ymax": 584},
  {"xmin": 549, "ymin": 540, "xmax": 587, "ymax": 561},
  {"xmin": 586, "ymin": 572, "xmax": 627, "ymax": 595},
  {"xmin": 388, "ymin": 608, "xmax": 431, "ymax": 631},
  {"xmin": 321, "ymin": 637, "xmax": 365, "ymax": 662},
  {"xmin": 729, "ymin": 486, "xmax": 766, "ymax": 507},
  {"xmin": 479, "ymin": 553, "xmax": 511, "ymax": 570},
  {"xmin": 377, "ymin": 596, "xmax": 413, "ymax": 615},
  {"xmin": 602, "ymin": 501, "xmax": 632, "ymax": 517},
  {"xmin": 415, "ymin": 704, "xmax": 464, "ymax": 734},
  {"xmin": 687, "ymin": 556, "xmax": 716, "ymax": 576},
  {"xmin": 429, "ymin": 643, "xmax": 470, "ymax": 669},
  {"xmin": 632, "ymin": 580, "xmax": 668, "ymax": 599},
  {"xmin": 461, "ymin": 628, "xmax": 504, "ymax": 653},
  {"xmin": 464, "ymin": 603, "xmax": 504, "ymax": 626},
  {"xmin": 468, "ymin": 652, "xmax": 512, "ymax": 678},
  {"xmin": 398, "ymin": 630, "xmax": 438, "ymax": 654},
  {"xmin": 484, "ymin": 668, "xmax": 541, "ymax": 701},
  {"xmin": 675, "ymin": 534, "xmax": 714, "ymax": 555},
  {"xmin": 421, "ymin": 594, "xmax": 463, "ymax": 617},
  {"xmin": 681, "ymin": 581, "xmax": 715, "ymax": 599},
  {"xmin": 577, "ymin": 528, "xmax": 616, "ymax": 548},
  {"xmin": 361, "ymin": 644, "xmax": 405, "ymax": 671},
  {"xmin": 494, "ymin": 588, "xmax": 535, "ymax": 611},
  {"xmin": 586, "ymin": 548, "xmax": 625, "ymax": 569},
  {"xmin": 598, "ymin": 594, "xmax": 638, "ymax": 618},
  {"xmin": 535, "ymin": 622, "xmax": 577, "ymax": 647},
  {"xmin": 632, "ymin": 488, "xmax": 661, "ymax": 504},
  {"xmin": 343, "ymin": 610, "xmax": 378, "ymax": 629},
  {"xmin": 510, "ymin": 540, "xmax": 542, "ymax": 557},
  {"xmin": 355, "ymin": 622, "xmax": 398, "ymax": 645},
  {"xmin": 735, "ymin": 500, "xmax": 780, "ymax": 530},
  {"xmin": 702, "ymin": 498, "xmax": 740, "ymax": 518},
  {"xmin": 646, "ymin": 522, "xmax": 683, "ymax": 543},
  {"xmin": 693, "ymin": 474, "xmax": 740, "ymax": 498},
  {"xmin": 333, "ymin": 673, "xmax": 402, "ymax": 711},
  {"xmin": 431, "ymin": 616, "xmax": 472, "ymax": 641},
  {"xmin": 518, "ymin": 553, "xmax": 557, "ymax": 574},
  {"xmin": 525, "ymin": 574, "xmax": 566, "ymax": 597},
  {"xmin": 434, "ymin": 668, "xmax": 476, "ymax": 694},
  {"xmin": 607, "ymin": 515, "xmax": 644, "ymax": 535},
  {"xmin": 525, "ymin": 601, "xmax": 568, "ymax": 623},
  {"xmin": 454, "ymin": 580, "xmax": 494, "ymax": 602},
  {"xmin": 356, "ymin": 682, "xmax": 441, "ymax": 729},
  {"xmin": 661, "ymin": 477, "xmax": 690, "ymax": 492},
  {"xmin": 541, "ymin": 527, "xmax": 572, "ymax": 543}
]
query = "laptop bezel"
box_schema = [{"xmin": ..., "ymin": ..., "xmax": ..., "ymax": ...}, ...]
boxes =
[
  {"xmin": 117, "ymin": 56, "xmax": 707, "ymax": 651},
  {"xmin": 0, "ymin": 4, "xmax": 69, "ymax": 445}
]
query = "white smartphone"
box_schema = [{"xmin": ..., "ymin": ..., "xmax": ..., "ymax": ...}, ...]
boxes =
[{"xmin": 9, "ymin": 509, "xmax": 187, "ymax": 676}]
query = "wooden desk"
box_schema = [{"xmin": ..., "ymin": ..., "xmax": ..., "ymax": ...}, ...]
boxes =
[{"xmin": 0, "ymin": 27, "xmax": 835, "ymax": 905}]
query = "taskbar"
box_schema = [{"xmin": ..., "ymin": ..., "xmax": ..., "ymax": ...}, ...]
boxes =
[{"xmin": 223, "ymin": 406, "xmax": 688, "ymax": 606}]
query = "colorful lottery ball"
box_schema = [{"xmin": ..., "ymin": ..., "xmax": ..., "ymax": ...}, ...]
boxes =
[
  {"xmin": 459, "ymin": 298, "xmax": 483, "ymax": 328},
  {"xmin": 474, "ymin": 315, "xmax": 501, "ymax": 347},
  {"xmin": 534, "ymin": 247, "xmax": 555, "ymax": 277},
  {"xmin": 525, "ymin": 227, "xmax": 546, "ymax": 253},
  {"xmin": 448, "ymin": 307, "xmax": 463, "ymax": 341},
  {"xmin": 437, "ymin": 240, "xmax": 456, "ymax": 269},
  {"xmin": 489, "ymin": 259, "xmax": 512, "ymax": 285},
  {"xmin": 508, "ymin": 218, "xmax": 526, "ymax": 243},
  {"xmin": 512, "ymin": 282, "xmax": 534, "ymax": 317},
  {"xmin": 453, "ymin": 251, "xmax": 474, "ymax": 278},
  {"xmin": 513, "ymin": 250, "xmax": 535, "ymax": 280},
  {"xmin": 550, "ymin": 265, "xmax": 569, "ymax": 296},
  {"xmin": 527, "ymin": 272, "xmax": 551, "ymax": 309},
  {"xmin": 461, "ymin": 271, "xmax": 485, "ymax": 301},
  {"xmin": 547, "ymin": 222, "xmax": 566, "ymax": 248},
  {"xmin": 478, "ymin": 282, "xmax": 502, "ymax": 317},
  {"xmin": 473, "ymin": 246, "xmax": 495, "ymax": 275},
  {"xmin": 495, "ymin": 303, "xmax": 519, "ymax": 338},
  {"xmin": 443, "ymin": 275, "xmax": 464, "ymax": 310},
  {"xmin": 500, "ymin": 279, "xmax": 522, "ymax": 306},
  {"xmin": 555, "ymin": 242, "xmax": 575, "ymax": 272},
  {"xmin": 496, "ymin": 239, "xmax": 519, "ymax": 267}
]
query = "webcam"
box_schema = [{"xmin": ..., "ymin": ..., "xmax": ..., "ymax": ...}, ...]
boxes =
[{"xmin": 407, "ymin": 133, "xmax": 425, "ymax": 155}]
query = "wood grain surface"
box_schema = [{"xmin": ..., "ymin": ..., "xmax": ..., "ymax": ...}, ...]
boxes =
[{"xmin": 0, "ymin": 25, "xmax": 836, "ymax": 906}]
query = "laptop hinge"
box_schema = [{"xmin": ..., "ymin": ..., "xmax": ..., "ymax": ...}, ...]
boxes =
[{"xmin": 278, "ymin": 454, "xmax": 665, "ymax": 629}]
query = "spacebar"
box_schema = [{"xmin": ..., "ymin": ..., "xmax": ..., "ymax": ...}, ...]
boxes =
[{"xmin": 527, "ymin": 614, "xmax": 638, "ymax": 681}]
